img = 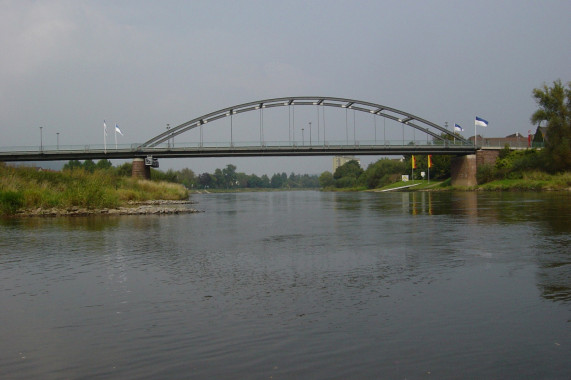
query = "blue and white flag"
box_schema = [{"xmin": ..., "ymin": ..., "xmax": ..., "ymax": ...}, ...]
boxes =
[
  {"xmin": 454, "ymin": 123, "xmax": 464, "ymax": 132},
  {"xmin": 103, "ymin": 120, "xmax": 108, "ymax": 136},
  {"xmin": 115, "ymin": 124, "xmax": 124, "ymax": 136},
  {"xmin": 475, "ymin": 116, "xmax": 488, "ymax": 127}
]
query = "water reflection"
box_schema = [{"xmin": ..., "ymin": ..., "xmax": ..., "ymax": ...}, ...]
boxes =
[{"xmin": 1, "ymin": 191, "xmax": 570, "ymax": 379}]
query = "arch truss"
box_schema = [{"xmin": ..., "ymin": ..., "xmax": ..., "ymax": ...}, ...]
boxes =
[{"xmin": 141, "ymin": 96, "xmax": 470, "ymax": 147}]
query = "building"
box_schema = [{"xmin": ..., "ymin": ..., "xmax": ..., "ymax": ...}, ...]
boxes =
[
  {"xmin": 468, "ymin": 132, "xmax": 538, "ymax": 148},
  {"xmin": 333, "ymin": 156, "xmax": 360, "ymax": 173}
]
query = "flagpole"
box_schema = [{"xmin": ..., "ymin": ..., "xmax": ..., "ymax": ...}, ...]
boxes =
[
  {"xmin": 474, "ymin": 118, "xmax": 477, "ymax": 147},
  {"xmin": 103, "ymin": 120, "xmax": 107, "ymax": 154},
  {"xmin": 115, "ymin": 127, "xmax": 118, "ymax": 150}
]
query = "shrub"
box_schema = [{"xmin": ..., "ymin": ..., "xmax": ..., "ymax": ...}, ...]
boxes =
[
  {"xmin": 0, "ymin": 191, "xmax": 24, "ymax": 215},
  {"xmin": 476, "ymin": 163, "xmax": 496, "ymax": 184}
]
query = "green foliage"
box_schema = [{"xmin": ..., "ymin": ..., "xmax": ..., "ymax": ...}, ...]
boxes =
[
  {"xmin": 403, "ymin": 152, "xmax": 452, "ymax": 180},
  {"xmin": 0, "ymin": 164, "xmax": 188, "ymax": 215},
  {"xmin": 0, "ymin": 191, "xmax": 24, "ymax": 215},
  {"xmin": 531, "ymin": 79, "xmax": 571, "ymax": 172},
  {"xmin": 362, "ymin": 158, "xmax": 405, "ymax": 189},
  {"xmin": 116, "ymin": 163, "xmax": 133, "ymax": 177},
  {"xmin": 319, "ymin": 171, "xmax": 335, "ymax": 188},
  {"xmin": 332, "ymin": 160, "xmax": 364, "ymax": 188},
  {"xmin": 96, "ymin": 159, "xmax": 113, "ymax": 170},
  {"xmin": 190, "ymin": 166, "xmax": 317, "ymax": 190},
  {"xmin": 333, "ymin": 160, "xmax": 363, "ymax": 180},
  {"xmin": 476, "ymin": 164, "xmax": 496, "ymax": 185},
  {"xmin": 478, "ymin": 149, "xmax": 545, "ymax": 184},
  {"xmin": 64, "ymin": 159, "xmax": 114, "ymax": 173}
]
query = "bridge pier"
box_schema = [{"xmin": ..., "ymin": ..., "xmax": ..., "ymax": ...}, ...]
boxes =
[
  {"xmin": 451, "ymin": 149, "xmax": 502, "ymax": 187},
  {"xmin": 132, "ymin": 158, "xmax": 150, "ymax": 179},
  {"xmin": 451, "ymin": 154, "xmax": 477, "ymax": 187}
]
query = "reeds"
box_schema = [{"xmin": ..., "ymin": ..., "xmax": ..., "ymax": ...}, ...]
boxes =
[{"xmin": 0, "ymin": 164, "xmax": 189, "ymax": 215}]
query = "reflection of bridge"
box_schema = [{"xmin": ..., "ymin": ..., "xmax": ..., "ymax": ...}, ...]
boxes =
[{"xmin": 1, "ymin": 96, "xmax": 486, "ymax": 185}]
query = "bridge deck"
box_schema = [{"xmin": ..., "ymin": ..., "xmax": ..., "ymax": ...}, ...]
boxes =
[{"xmin": 0, "ymin": 143, "xmax": 476, "ymax": 162}]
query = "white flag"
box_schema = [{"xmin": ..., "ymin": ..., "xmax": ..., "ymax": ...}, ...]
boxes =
[
  {"xmin": 104, "ymin": 120, "xmax": 108, "ymax": 136},
  {"xmin": 475, "ymin": 116, "xmax": 488, "ymax": 127},
  {"xmin": 115, "ymin": 124, "xmax": 124, "ymax": 136}
]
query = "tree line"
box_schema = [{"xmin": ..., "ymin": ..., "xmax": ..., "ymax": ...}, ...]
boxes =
[{"xmin": 62, "ymin": 160, "xmax": 319, "ymax": 190}]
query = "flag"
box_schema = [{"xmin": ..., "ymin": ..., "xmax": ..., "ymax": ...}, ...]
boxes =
[
  {"xmin": 115, "ymin": 124, "xmax": 124, "ymax": 136},
  {"xmin": 411, "ymin": 155, "xmax": 417, "ymax": 169},
  {"xmin": 454, "ymin": 123, "xmax": 464, "ymax": 132},
  {"xmin": 475, "ymin": 116, "xmax": 488, "ymax": 127},
  {"xmin": 104, "ymin": 120, "xmax": 108, "ymax": 136},
  {"xmin": 428, "ymin": 155, "xmax": 432, "ymax": 168}
]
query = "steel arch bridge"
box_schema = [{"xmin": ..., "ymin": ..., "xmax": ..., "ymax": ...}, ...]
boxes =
[{"xmin": 141, "ymin": 96, "xmax": 471, "ymax": 148}]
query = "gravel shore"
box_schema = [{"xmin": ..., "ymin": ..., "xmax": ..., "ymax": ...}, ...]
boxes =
[{"xmin": 17, "ymin": 200, "xmax": 203, "ymax": 217}]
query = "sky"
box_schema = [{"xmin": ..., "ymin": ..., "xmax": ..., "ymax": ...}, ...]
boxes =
[{"xmin": 1, "ymin": 0, "xmax": 570, "ymax": 175}]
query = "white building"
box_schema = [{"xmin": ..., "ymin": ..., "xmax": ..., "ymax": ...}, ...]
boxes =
[{"xmin": 332, "ymin": 156, "xmax": 360, "ymax": 173}]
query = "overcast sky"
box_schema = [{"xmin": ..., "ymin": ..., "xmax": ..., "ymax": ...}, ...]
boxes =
[{"xmin": 1, "ymin": 0, "xmax": 570, "ymax": 175}]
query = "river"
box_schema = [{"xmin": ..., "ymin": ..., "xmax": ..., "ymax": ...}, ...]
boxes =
[{"xmin": 1, "ymin": 191, "xmax": 570, "ymax": 379}]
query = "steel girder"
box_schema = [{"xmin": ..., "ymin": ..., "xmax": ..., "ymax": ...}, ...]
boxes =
[{"xmin": 140, "ymin": 97, "xmax": 470, "ymax": 148}]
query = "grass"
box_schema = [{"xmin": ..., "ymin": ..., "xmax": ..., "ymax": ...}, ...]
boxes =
[
  {"xmin": 477, "ymin": 172, "xmax": 571, "ymax": 191},
  {"xmin": 0, "ymin": 164, "xmax": 189, "ymax": 215},
  {"xmin": 372, "ymin": 179, "xmax": 446, "ymax": 192}
]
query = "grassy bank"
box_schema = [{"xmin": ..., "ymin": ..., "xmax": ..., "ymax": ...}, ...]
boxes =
[
  {"xmin": 0, "ymin": 164, "xmax": 189, "ymax": 215},
  {"xmin": 358, "ymin": 172, "xmax": 570, "ymax": 192},
  {"xmin": 476, "ymin": 171, "xmax": 571, "ymax": 191}
]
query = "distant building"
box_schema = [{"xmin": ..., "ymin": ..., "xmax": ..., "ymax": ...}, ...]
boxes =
[
  {"xmin": 333, "ymin": 156, "xmax": 360, "ymax": 173},
  {"xmin": 468, "ymin": 132, "xmax": 537, "ymax": 148}
]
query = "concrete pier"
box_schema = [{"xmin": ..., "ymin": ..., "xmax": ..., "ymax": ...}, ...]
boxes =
[{"xmin": 132, "ymin": 158, "xmax": 150, "ymax": 179}]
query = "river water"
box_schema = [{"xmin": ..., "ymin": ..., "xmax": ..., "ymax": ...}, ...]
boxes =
[{"xmin": 1, "ymin": 191, "xmax": 570, "ymax": 379}]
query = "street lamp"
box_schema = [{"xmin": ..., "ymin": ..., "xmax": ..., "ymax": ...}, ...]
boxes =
[
  {"xmin": 302, "ymin": 128, "xmax": 305, "ymax": 146},
  {"xmin": 166, "ymin": 124, "xmax": 171, "ymax": 148}
]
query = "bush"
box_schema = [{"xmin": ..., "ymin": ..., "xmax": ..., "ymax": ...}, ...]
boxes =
[
  {"xmin": 477, "ymin": 163, "xmax": 496, "ymax": 184},
  {"xmin": 0, "ymin": 191, "xmax": 24, "ymax": 215}
]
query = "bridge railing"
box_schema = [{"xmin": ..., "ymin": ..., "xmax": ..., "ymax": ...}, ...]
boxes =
[
  {"xmin": 0, "ymin": 139, "xmax": 474, "ymax": 154},
  {"xmin": 135, "ymin": 139, "xmax": 473, "ymax": 150}
]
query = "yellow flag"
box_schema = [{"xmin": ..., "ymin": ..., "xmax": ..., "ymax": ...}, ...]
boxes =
[
  {"xmin": 411, "ymin": 155, "xmax": 416, "ymax": 169},
  {"xmin": 428, "ymin": 155, "xmax": 432, "ymax": 168}
]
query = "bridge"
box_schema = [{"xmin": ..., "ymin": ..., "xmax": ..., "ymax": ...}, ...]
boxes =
[{"xmin": 1, "ymin": 96, "xmax": 484, "ymax": 185}]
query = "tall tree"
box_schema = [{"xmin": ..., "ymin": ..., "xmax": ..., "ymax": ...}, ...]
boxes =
[{"xmin": 531, "ymin": 80, "xmax": 571, "ymax": 172}]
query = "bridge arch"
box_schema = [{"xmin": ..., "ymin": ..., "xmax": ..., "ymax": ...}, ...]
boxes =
[{"xmin": 141, "ymin": 96, "xmax": 469, "ymax": 147}]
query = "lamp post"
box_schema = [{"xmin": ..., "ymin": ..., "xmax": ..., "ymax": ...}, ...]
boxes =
[
  {"xmin": 57, "ymin": 132, "xmax": 60, "ymax": 150},
  {"xmin": 166, "ymin": 124, "xmax": 171, "ymax": 148},
  {"xmin": 301, "ymin": 128, "xmax": 305, "ymax": 146},
  {"xmin": 39, "ymin": 127, "xmax": 43, "ymax": 152},
  {"xmin": 309, "ymin": 122, "xmax": 312, "ymax": 146}
]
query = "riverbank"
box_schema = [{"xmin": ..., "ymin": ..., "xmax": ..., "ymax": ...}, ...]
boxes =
[
  {"xmin": 357, "ymin": 172, "xmax": 570, "ymax": 192},
  {"xmin": 15, "ymin": 200, "xmax": 202, "ymax": 217},
  {"xmin": 0, "ymin": 164, "xmax": 191, "ymax": 216}
]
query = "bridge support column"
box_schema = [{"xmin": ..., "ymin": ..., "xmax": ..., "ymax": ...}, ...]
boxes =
[
  {"xmin": 132, "ymin": 158, "xmax": 150, "ymax": 179},
  {"xmin": 451, "ymin": 154, "xmax": 477, "ymax": 187}
]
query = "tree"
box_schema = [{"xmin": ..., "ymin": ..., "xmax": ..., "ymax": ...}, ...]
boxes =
[
  {"xmin": 116, "ymin": 163, "xmax": 132, "ymax": 177},
  {"xmin": 333, "ymin": 160, "xmax": 364, "ymax": 188},
  {"xmin": 319, "ymin": 171, "xmax": 335, "ymax": 188},
  {"xmin": 96, "ymin": 159, "xmax": 113, "ymax": 170},
  {"xmin": 178, "ymin": 168, "xmax": 196, "ymax": 188},
  {"xmin": 222, "ymin": 164, "xmax": 237, "ymax": 188},
  {"xmin": 362, "ymin": 158, "xmax": 405, "ymax": 188},
  {"xmin": 260, "ymin": 174, "xmax": 271, "ymax": 188},
  {"xmin": 83, "ymin": 159, "xmax": 96, "ymax": 173},
  {"xmin": 531, "ymin": 80, "xmax": 571, "ymax": 172},
  {"xmin": 63, "ymin": 160, "xmax": 82, "ymax": 171},
  {"xmin": 270, "ymin": 173, "xmax": 284, "ymax": 188},
  {"xmin": 198, "ymin": 172, "xmax": 213, "ymax": 188}
]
